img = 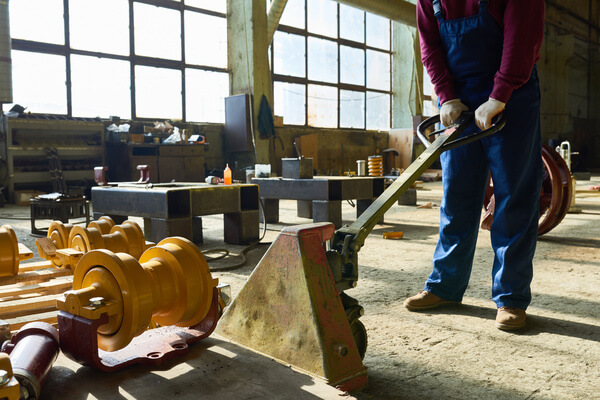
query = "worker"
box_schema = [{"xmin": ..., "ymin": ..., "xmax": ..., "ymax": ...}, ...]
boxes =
[{"xmin": 404, "ymin": 0, "xmax": 545, "ymax": 330}]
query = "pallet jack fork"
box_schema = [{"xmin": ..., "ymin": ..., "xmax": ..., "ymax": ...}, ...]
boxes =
[{"xmin": 215, "ymin": 113, "xmax": 506, "ymax": 392}]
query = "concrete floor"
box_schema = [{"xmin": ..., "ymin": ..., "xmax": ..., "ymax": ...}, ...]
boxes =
[{"xmin": 4, "ymin": 176, "xmax": 600, "ymax": 399}]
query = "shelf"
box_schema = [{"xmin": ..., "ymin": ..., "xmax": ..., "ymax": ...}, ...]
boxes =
[{"xmin": 11, "ymin": 170, "xmax": 94, "ymax": 184}]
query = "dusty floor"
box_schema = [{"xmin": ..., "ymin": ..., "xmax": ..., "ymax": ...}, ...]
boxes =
[{"xmin": 4, "ymin": 176, "xmax": 600, "ymax": 400}]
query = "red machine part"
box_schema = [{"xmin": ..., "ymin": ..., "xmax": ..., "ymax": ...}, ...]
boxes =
[
  {"xmin": 481, "ymin": 144, "xmax": 572, "ymax": 235},
  {"xmin": 57, "ymin": 288, "xmax": 220, "ymax": 372},
  {"xmin": 1, "ymin": 322, "xmax": 60, "ymax": 400}
]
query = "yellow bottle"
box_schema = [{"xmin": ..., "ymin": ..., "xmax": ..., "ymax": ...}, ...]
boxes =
[{"xmin": 224, "ymin": 164, "xmax": 232, "ymax": 185}]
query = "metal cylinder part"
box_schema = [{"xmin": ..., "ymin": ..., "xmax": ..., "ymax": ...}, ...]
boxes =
[
  {"xmin": 2, "ymin": 322, "xmax": 60, "ymax": 400},
  {"xmin": 356, "ymin": 160, "xmax": 366, "ymax": 176},
  {"xmin": 0, "ymin": 0, "xmax": 13, "ymax": 103}
]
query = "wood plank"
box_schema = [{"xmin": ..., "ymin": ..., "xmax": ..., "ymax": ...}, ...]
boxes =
[
  {"xmin": 18, "ymin": 260, "xmax": 54, "ymax": 272},
  {"xmin": 0, "ymin": 268, "xmax": 72, "ymax": 286},
  {"xmin": 7, "ymin": 311, "xmax": 58, "ymax": 332},
  {"xmin": 0, "ymin": 278, "xmax": 72, "ymax": 299},
  {"xmin": 0, "ymin": 294, "xmax": 61, "ymax": 316}
]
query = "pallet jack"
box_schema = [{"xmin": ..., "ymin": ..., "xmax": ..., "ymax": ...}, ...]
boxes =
[{"xmin": 216, "ymin": 112, "xmax": 506, "ymax": 392}]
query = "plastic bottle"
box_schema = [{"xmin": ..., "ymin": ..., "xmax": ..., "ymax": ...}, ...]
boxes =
[{"xmin": 224, "ymin": 164, "xmax": 232, "ymax": 185}]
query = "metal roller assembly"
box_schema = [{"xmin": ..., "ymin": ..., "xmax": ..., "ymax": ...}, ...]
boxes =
[
  {"xmin": 38, "ymin": 218, "xmax": 151, "ymax": 269},
  {"xmin": 57, "ymin": 237, "xmax": 220, "ymax": 370},
  {"xmin": 0, "ymin": 225, "xmax": 34, "ymax": 277},
  {"xmin": 68, "ymin": 220, "xmax": 150, "ymax": 260},
  {"xmin": 481, "ymin": 144, "xmax": 572, "ymax": 235},
  {"xmin": 0, "ymin": 322, "xmax": 61, "ymax": 400},
  {"xmin": 46, "ymin": 221, "xmax": 73, "ymax": 250},
  {"xmin": 46, "ymin": 217, "xmax": 114, "ymax": 251}
]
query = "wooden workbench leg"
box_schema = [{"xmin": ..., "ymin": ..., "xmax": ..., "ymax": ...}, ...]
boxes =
[
  {"xmin": 297, "ymin": 200, "xmax": 313, "ymax": 219},
  {"xmin": 224, "ymin": 210, "xmax": 260, "ymax": 244},
  {"xmin": 357, "ymin": 199, "xmax": 384, "ymax": 224},
  {"xmin": 312, "ymin": 200, "xmax": 342, "ymax": 229},
  {"xmin": 260, "ymin": 198, "xmax": 279, "ymax": 223}
]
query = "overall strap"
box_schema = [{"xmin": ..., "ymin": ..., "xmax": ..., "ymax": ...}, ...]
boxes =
[{"xmin": 432, "ymin": 0, "xmax": 444, "ymax": 20}]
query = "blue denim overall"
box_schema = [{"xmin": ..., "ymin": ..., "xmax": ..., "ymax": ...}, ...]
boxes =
[{"xmin": 423, "ymin": 0, "xmax": 543, "ymax": 310}]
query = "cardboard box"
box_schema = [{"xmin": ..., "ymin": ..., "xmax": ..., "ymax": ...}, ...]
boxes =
[{"xmin": 14, "ymin": 190, "xmax": 45, "ymax": 206}]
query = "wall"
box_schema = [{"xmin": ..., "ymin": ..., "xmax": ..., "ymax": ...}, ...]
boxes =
[{"xmin": 539, "ymin": 0, "xmax": 600, "ymax": 171}]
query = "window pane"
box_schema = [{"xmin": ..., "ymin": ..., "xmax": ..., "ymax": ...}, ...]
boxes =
[
  {"xmin": 71, "ymin": 55, "xmax": 131, "ymax": 119},
  {"xmin": 307, "ymin": 0, "xmax": 337, "ymax": 38},
  {"xmin": 424, "ymin": 71, "xmax": 433, "ymax": 96},
  {"xmin": 69, "ymin": 0, "xmax": 129, "ymax": 55},
  {"xmin": 367, "ymin": 50, "xmax": 390, "ymax": 91},
  {"xmin": 423, "ymin": 100, "xmax": 435, "ymax": 117},
  {"xmin": 340, "ymin": 46, "xmax": 364, "ymax": 86},
  {"xmin": 11, "ymin": 51, "xmax": 67, "ymax": 114},
  {"xmin": 278, "ymin": 0, "xmax": 305, "ymax": 29},
  {"xmin": 274, "ymin": 82, "xmax": 305, "ymax": 125},
  {"xmin": 366, "ymin": 92, "xmax": 390, "ymax": 130},
  {"xmin": 185, "ymin": 0, "xmax": 226, "ymax": 13},
  {"xmin": 134, "ymin": 3, "xmax": 181, "ymax": 60},
  {"xmin": 308, "ymin": 37, "xmax": 337, "ymax": 84},
  {"xmin": 186, "ymin": 69, "xmax": 229, "ymax": 123},
  {"xmin": 340, "ymin": 5, "xmax": 364, "ymax": 43},
  {"xmin": 135, "ymin": 66, "xmax": 182, "ymax": 119},
  {"xmin": 366, "ymin": 13, "xmax": 390, "ymax": 50},
  {"xmin": 273, "ymin": 32, "xmax": 305, "ymax": 77},
  {"xmin": 340, "ymin": 90, "xmax": 364, "ymax": 129},
  {"xmin": 307, "ymin": 84, "xmax": 336, "ymax": 128},
  {"xmin": 10, "ymin": 0, "xmax": 64, "ymax": 44},
  {"xmin": 185, "ymin": 12, "xmax": 227, "ymax": 68}
]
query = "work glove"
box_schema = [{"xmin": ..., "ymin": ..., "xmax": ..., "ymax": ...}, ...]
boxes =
[
  {"xmin": 440, "ymin": 99, "xmax": 469, "ymax": 127},
  {"xmin": 475, "ymin": 98, "xmax": 505, "ymax": 130}
]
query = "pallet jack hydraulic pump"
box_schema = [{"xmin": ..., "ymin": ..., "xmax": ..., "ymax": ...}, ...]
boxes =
[{"xmin": 216, "ymin": 112, "xmax": 506, "ymax": 392}]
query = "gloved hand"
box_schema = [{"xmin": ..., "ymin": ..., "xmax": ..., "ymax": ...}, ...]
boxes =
[
  {"xmin": 475, "ymin": 98, "xmax": 505, "ymax": 130},
  {"xmin": 440, "ymin": 99, "xmax": 469, "ymax": 127}
]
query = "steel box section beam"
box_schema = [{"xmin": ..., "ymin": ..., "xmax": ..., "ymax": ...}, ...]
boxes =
[
  {"xmin": 189, "ymin": 184, "xmax": 260, "ymax": 216},
  {"xmin": 253, "ymin": 177, "xmax": 384, "ymax": 201},
  {"xmin": 91, "ymin": 187, "xmax": 192, "ymax": 219},
  {"xmin": 253, "ymin": 179, "xmax": 336, "ymax": 201}
]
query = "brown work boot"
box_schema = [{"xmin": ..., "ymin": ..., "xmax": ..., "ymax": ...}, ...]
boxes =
[
  {"xmin": 403, "ymin": 290, "xmax": 460, "ymax": 311},
  {"xmin": 495, "ymin": 307, "xmax": 526, "ymax": 331}
]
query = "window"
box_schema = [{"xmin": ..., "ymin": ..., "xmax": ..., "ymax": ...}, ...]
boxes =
[
  {"xmin": 271, "ymin": 0, "xmax": 392, "ymax": 130},
  {"xmin": 5, "ymin": 0, "xmax": 229, "ymax": 122}
]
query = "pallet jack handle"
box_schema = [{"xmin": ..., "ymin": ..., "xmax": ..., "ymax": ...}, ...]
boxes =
[
  {"xmin": 328, "ymin": 111, "xmax": 506, "ymax": 292},
  {"xmin": 416, "ymin": 111, "xmax": 507, "ymax": 151}
]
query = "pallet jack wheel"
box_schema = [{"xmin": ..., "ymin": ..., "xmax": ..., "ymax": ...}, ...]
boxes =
[{"xmin": 350, "ymin": 319, "xmax": 368, "ymax": 360}]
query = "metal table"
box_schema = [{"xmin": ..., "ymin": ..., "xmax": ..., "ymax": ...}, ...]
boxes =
[
  {"xmin": 252, "ymin": 176, "xmax": 385, "ymax": 228},
  {"xmin": 91, "ymin": 183, "xmax": 259, "ymax": 244}
]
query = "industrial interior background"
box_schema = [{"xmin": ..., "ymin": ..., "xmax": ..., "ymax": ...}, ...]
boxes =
[{"xmin": 0, "ymin": 0, "xmax": 599, "ymax": 399}]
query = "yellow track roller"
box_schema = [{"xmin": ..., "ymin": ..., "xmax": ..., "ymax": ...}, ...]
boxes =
[
  {"xmin": 0, "ymin": 225, "xmax": 33, "ymax": 277},
  {"xmin": 57, "ymin": 237, "xmax": 218, "ymax": 352},
  {"xmin": 68, "ymin": 220, "xmax": 151, "ymax": 260}
]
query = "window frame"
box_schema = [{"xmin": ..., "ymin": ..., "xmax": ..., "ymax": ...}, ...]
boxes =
[
  {"xmin": 9, "ymin": 0, "xmax": 228, "ymax": 122},
  {"xmin": 271, "ymin": 1, "xmax": 393, "ymax": 130}
]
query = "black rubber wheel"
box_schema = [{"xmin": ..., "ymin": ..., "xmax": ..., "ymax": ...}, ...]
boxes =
[{"xmin": 350, "ymin": 319, "xmax": 368, "ymax": 360}]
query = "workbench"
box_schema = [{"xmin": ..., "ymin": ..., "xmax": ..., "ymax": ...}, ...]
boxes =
[
  {"xmin": 91, "ymin": 183, "xmax": 259, "ymax": 245},
  {"xmin": 42, "ymin": 335, "xmax": 353, "ymax": 399},
  {"xmin": 252, "ymin": 176, "xmax": 385, "ymax": 228}
]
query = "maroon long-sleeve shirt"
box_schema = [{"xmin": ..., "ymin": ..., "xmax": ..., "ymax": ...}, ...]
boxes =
[{"xmin": 417, "ymin": 0, "xmax": 545, "ymax": 105}]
